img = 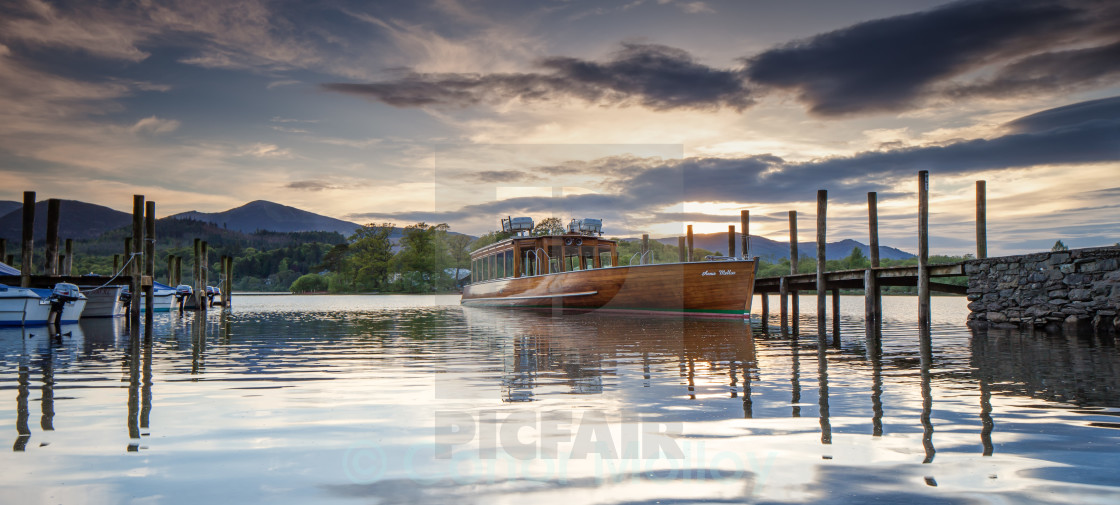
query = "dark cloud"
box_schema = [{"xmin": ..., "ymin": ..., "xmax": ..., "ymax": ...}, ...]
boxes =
[
  {"xmin": 285, "ymin": 180, "xmax": 339, "ymax": 191},
  {"xmin": 949, "ymin": 40, "xmax": 1120, "ymax": 99},
  {"xmin": 1004, "ymin": 95, "xmax": 1120, "ymax": 133},
  {"xmin": 323, "ymin": 43, "xmax": 753, "ymax": 111},
  {"xmin": 744, "ymin": 0, "xmax": 1118, "ymax": 115},
  {"xmin": 470, "ymin": 170, "xmax": 541, "ymax": 184},
  {"xmin": 362, "ymin": 97, "xmax": 1120, "ymax": 226}
]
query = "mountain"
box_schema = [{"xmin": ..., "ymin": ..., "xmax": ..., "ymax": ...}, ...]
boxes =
[
  {"xmin": 0, "ymin": 201, "xmax": 20, "ymax": 218},
  {"xmin": 654, "ymin": 232, "xmax": 914, "ymax": 261},
  {"xmin": 0, "ymin": 200, "xmax": 131, "ymax": 241},
  {"xmin": 171, "ymin": 200, "xmax": 363, "ymax": 236}
]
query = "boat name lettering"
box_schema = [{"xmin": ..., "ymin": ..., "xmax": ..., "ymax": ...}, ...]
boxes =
[{"xmin": 700, "ymin": 270, "xmax": 736, "ymax": 277}]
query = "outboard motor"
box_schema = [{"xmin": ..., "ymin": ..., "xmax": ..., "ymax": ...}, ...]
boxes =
[
  {"xmin": 175, "ymin": 284, "xmax": 193, "ymax": 313},
  {"xmin": 48, "ymin": 283, "xmax": 81, "ymax": 326},
  {"xmin": 119, "ymin": 285, "xmax": 132, "ymax": 313}
]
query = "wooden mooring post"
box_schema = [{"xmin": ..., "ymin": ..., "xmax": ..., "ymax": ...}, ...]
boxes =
[
  {"xmin": 167, "ymin": 255, "xmax": 175, "ymax": 285},
  {"xmin": 144, "ymin": 201, "xmax": 155, "ymax": 323},
  {"xmin": 865, "ymin": 192, "xmax": 882, "ymax": 329},
  {"xmin": 193, "ymin": 238, "xmax": 201, "ymax": 309},
  {"xmin": 816, "ymin": 190, "xmax": 827, "ymax": 339},
  {"xmin": 678, "ymin": 237, "xmax": 686, "ymax": 262},
  {"xmin": 741, "ymin": 210, "xmax": 750, "ymax": 258},
  {"xmin": 224, "ymin": 255, "xmax": 233, "ymax": 308},
  {"xmin": 728, "ymin": 225, "xmax": 735, "ymax": 258},
  {"xmin": 976, "ymin": 180, "xmax": 987, "ymax": 259},
  {"xmin": 20, "ymin": 191, "xmax": 34, "ymax": 287},
  {"xmin": 45, "ymin": 199, "xmax": 60, "ymax": 275},
  {"xmin": 131, "ymin": 195, "xmax": 144, "ymax": 322},
  {"xmin": 918, "ymin": 171, "xmax": 931, "ymax": 331},
  {"xmin": 686, "ymin": 225, "xmax": 694, "ymax": 262},
  {"xmin": 645, "ymin": 232, "xmax": 654, "ymax": 265},
  {"xmin": 790, "ymin": 210, "xmax": 800, "ymax": 334},
  {"xmin": 0, "ymin": 238, "xmax": 5, "ymax": 265},
  {"xmin": 63, "ymin": 239, "xmax": 73, "ymax": 276},
  {"xmin": 779, "ymin": 277, "xmax": 789, "ymax": 334},
  {"xmin": 200, "ymin": 241, "xmax": 209, "ymax": 309}
]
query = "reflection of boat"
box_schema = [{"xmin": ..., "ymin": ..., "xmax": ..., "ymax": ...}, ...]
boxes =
[
  {"xmin": 141, "ymin": 282, "xmax": 175, "ymax": 312},
  {"xmin": 461, "ymin": 218, "xmax": 755, "ymax": 317},
  {"xmin": 79, "ymin": 285, "xmax": 126, "ymax": 318},
  {"xmin": 0, "ymin": 284, "xmax": 51, "ymax": 326}
]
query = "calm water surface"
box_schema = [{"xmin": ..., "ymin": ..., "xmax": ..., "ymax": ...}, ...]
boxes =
[{"xmin": 2, "ymin": 294, "xmax": 1119, "ymax": 504}]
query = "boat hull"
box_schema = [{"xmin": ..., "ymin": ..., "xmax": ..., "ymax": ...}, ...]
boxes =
[
  {"xmin": 0, "ymin": 288, "xmax": 50, "ymax": 326},
  {"xmin": 461, "ymin": 260, "xmax": 755, "ymax": 317},
  {"xmin": 81, "ymin": 285, "xmax": 126, "ymax": 318}
]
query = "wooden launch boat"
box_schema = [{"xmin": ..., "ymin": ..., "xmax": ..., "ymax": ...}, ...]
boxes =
[{"xmin": 461, "ymin": 218, "xmax": 756, "ymax": 317}]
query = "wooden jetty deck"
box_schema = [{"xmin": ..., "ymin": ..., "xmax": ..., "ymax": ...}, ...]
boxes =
[{"xmin": 753, "ymin": 263, "xmax": 966, "ymax": 294}]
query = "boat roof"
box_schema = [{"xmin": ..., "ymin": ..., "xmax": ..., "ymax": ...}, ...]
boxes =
[
  {"xmin": 0, "ymin": 261, "xmax": 19, "ymax": 276},
  {"xmin": 469, "ymin": 234, "xmax": 617, "ymax": 256}
]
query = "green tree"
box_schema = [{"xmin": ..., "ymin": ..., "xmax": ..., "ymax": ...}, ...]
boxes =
[
  {"xmin": 345, "ymin": 222, "xmax": 395, "ymax": 291},
  {"xmin": 393, "ymin": 222, "xmax": 452, "ymax": 292},
  {"xmin": 290, "ymin": 273, "xmax": 329, "ymax": 293},
  {"xmin": 1052, "ymin": 240, "xmax": 1069, "ymax": 251},
  {"xmin": 532, "ymin": 217, "xmax": 566, "ymax": 236}
]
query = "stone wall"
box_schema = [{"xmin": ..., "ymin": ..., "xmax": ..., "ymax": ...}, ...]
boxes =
[{"xmin": 965, "ymin": 246, "xmax": 1120, "ymax": 330}]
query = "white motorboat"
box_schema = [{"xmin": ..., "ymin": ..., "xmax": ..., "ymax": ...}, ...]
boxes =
[
  {"xmin": 80, "ymin": 285, "xmax": 126, "ymax": 318},
  {"xmin": 0, "ymin": 284, "xmax": 51, "ymax": 326}
]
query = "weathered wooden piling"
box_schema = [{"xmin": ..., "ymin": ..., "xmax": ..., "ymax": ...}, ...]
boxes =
[
  {"xmin": 224, "ymin": 256, "xmax": 233, "ymax": 307},
  {"xmin": 678, "ymin": 236, "xmax": 686, "ymax": 262},
  {"xmin": 686, "ymin": 225, "xmax": 694, "ymax": 262},
  {"xmin": 728, "ymin": 225, "xmax": 735, "ymax": 257},
  {"xmin": 918, "ymin": 171, "xmax": 931, "ymax": 330},
  {"xmin": 976, "ymin": 180, "xmax": 987, "ymax": 259},
  {"xmin": 167, "ymin": 255, "xmax": 175, "ymax": 285},
  {"xmin": 866, "ymin": 192, "xmax": 882, "ymax": 326},
  {"xmin": 779, "ymin": 277, "xmax": 789, "ymax": 333},
  {"xmin": 789, "ymin": 210, "xmax": 800, "ymax": 332},
  {"xmin": 113, "ymin": 254, "xmax": 120, "ymax": 274},
  {"xmin": 175, "ymin": 256, "xmax": 182, "ymax": 286},
  {"xmin": 4, "ymin": 255, "xmax": 12, "ymax": 266},
  {"xmin": 200, "ymin": 241, "xmax": 209, "ymax": 309},
  {"xmin": 831, "ymin": 287, "xmax": 841, "ymax": 344},
  {"xmin": 123, "ymin": 238, "xmax": 132, "ymax": 274},
  {"xmin": 816, "ymin": 190, "xmax": 827, "ymax": 338},
  {"xmin": 741, "ymin": 210, "xmax": 750, "ymax": 258},
  {"xmin": 0, "ymin": 239, "xmax": 6, "ymax": 265},
  {"xmin": 144, "ymin": 201, "xmax": 155, "ymax": 319},
  {"xmin": 21, "ymin": 192, "xmax": 35, "ymax": 287},
  {"xmin": 641, "ymin": 234, "xmax": 649, "ymax": 264},
  {"xmin": 45, "ymin": 199, "xmax": 61, "ymax": 275},
  {"xmin": 193, "ymin": 238, "xmax": 201, "ymax": 308},
  {"xmin": 131, "ymin": 195, "xmax": 144, "ymax": 321},
  {"xmin": 63, "ymin": 239, "xmax": 73, "ymax": 276}
]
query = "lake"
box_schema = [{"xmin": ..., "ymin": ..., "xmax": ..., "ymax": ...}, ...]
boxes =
[{"xmin": 2, "ymin": 294, "xmax": 1119, "ymax": 504}]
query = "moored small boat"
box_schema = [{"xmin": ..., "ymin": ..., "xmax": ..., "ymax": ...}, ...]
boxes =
[
  {"xmin": 461, "ymin": 218, "xmax": 755, "ymax": 317},
  {"xmin": 79, "ymin": 285, "xmax": 126, "ymax": 318},
  {"xmin": 0, "ymin": 284, "xmax": 51, "ymax": 326}
]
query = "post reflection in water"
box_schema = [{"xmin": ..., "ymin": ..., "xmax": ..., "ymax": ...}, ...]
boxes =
[
  {"xmin": 6, "ymin": 296, "xmax": 1120, "ymax": 504},
  {"xmin": 790, "ymin": 335, "xmax": 802, "ymax": 418},
  {"xmin": 817, "ymin": 337, "xmax": 831, "ymax": 446},
  {"xmin": 919, "ymin": 325, "xmax": 935, "ymax": 464},
  {"xmin": 14, "ymin": 363, "xmax": 30, "ymax": 452},
  {"xmin": 869, "ymin": 328, "xmax": 884, "ymax": 438},
  {"xmin": 126, "ymin": 322, "xmax": 141, "ymax": 452}
]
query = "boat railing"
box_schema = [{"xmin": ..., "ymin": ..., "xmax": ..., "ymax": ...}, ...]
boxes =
[
  {"xmin": 628, "ymin": 250, "xmax": 651, "ymax": 266},
  {"xmin": 533, "ymin": 248, "xmax": 552, "ymax": 275}
]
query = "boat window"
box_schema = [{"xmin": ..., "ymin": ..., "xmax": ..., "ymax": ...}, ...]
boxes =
[
  {"xmin": 581, "ymin": 246, "xmax": 595, "ymax": 269},
  {"xmin": 599, "ymin": 246, "xmax": 612, "ymax": 268},
  {"xmin": 497, "ymin": 251, "xmax": 507, "ymax": 278},
  {"xmin": 505, "ymin": 250, "xmax": 514, "ymax": 278}
]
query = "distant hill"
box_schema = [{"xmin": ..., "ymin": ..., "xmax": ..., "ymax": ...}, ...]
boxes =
[
  {"xmin": 171, "ymin": 200, "xmax": 364, "ymax": 236},
  {"xmin": 654, "ymin": 232, "xmax": 914, "ymax": 261},
  {"xmin": 0, "ymin": 200, "xmax": 131, "ymax": 241},
  {"xmin": 0, "ymin": 201, "xmax": 20, "ymax": 218}
]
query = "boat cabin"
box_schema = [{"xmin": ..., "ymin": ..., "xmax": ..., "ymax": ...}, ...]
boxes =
[{"xmin": 469, "ymin": 218, "xmax": 619, "ymax": 283}]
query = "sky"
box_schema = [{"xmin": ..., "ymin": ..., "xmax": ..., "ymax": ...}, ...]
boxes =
[{"xmin": 1, "ymin": 0, "xmax": 1118, "ymax": 256}]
